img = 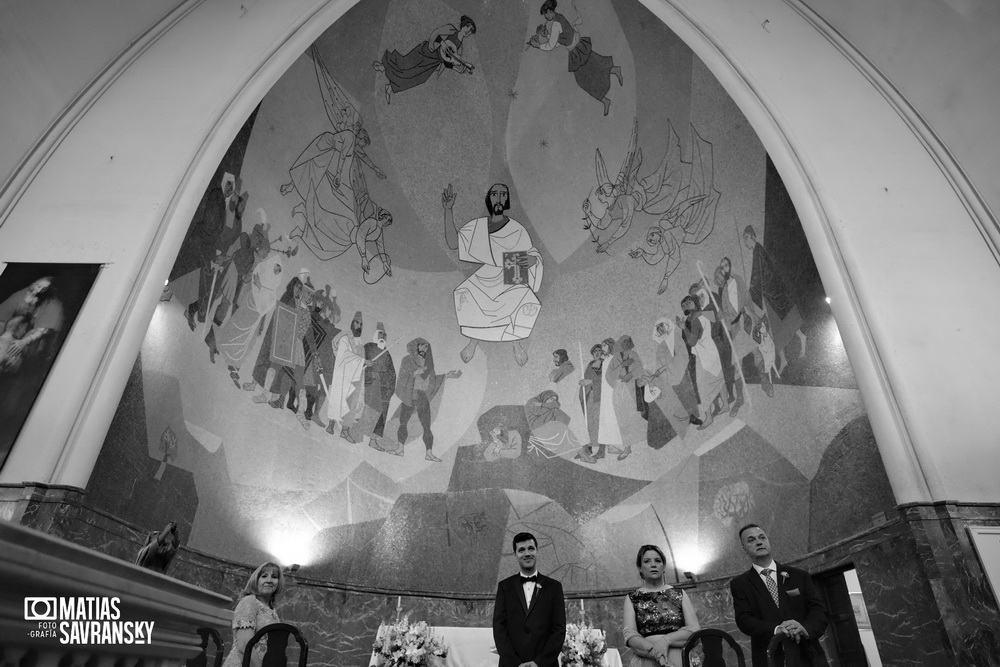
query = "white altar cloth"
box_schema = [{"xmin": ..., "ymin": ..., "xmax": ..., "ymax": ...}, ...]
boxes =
[{"xmin": 369, "ymin": 626, "xmax": 623, "ymax": 667}]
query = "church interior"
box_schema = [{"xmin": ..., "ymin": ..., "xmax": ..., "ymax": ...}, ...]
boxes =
[{"xmin": 1, "ymin": 0, "xmax": 999, "ymax": 666}]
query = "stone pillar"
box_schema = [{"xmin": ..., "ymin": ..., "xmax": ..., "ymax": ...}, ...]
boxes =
[{"xmin": 900, "ymin": 503, "xmax": 1000, "ymax": 664}]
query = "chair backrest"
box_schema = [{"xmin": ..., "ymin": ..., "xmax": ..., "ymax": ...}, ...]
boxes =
[
  {"xmin": 682, "ymin": 628, "xmax": 746, "ymax": 667},
  {"xmin": 187, "ymin": 627, "xmax": 224, "ymax": 667},
  {"xmin": 242, "ymin": 623, "xmax": 308, "ymax": 667},
  {"xmin": 766, "ymin": 634, "xmax": 803, "ymax": 667}
]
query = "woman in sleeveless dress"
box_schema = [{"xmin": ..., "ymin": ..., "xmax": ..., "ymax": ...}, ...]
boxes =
[
  {"xmin": 622, "ymin": 545, "xmax": 700, "ymax": 667},
  {"xmin": 222, "ymin": 562, "xmax": 285, "ymax": 667}
]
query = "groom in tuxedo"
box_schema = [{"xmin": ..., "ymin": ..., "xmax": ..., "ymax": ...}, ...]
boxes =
[
  {"xmin": 493, "ymin": 532, "xmax": 566, "ymax": 667},
  {"xmin": 730, "ymin": 524, "xmax": 829, "ymax": 667}
]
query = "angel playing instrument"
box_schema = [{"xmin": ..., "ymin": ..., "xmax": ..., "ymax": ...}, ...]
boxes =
[{"xmin": 439, "ymin": 39, "xmax": 475, "ymax": 73}]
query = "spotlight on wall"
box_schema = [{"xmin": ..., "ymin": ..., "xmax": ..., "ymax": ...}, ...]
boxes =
[
  {"xmin": 825, "ymin": 296, "xmax": 831, "ymax": 304},
  {"xmin": 683, "ymin": 571, "xmax": 695, "ymax": 582}
]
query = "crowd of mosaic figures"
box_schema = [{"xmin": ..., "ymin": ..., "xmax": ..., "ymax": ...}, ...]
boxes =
[
  {"xmin": 166, "ymin": 173, "xmax": 805, "ymax": 469},
  {"xmin": 167, "ymin": 176, "xmax": 462, "ymax": 462},
  {"xmin": 481, "ymin": 229, "xmax": 807, "ymax": 467}
]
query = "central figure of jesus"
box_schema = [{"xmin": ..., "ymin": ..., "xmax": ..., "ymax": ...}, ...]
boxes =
[{"xmin": 443, "ymin": 183, "xmax": 543, "ymax": 366}]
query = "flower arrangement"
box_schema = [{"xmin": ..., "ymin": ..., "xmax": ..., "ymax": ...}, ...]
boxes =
[
  {"xmin": 561, "ymin": 622, "xmax": 607, "ymax": 667},
  {"xmin": 372, "ymin": 618, "xmax": 449, "ymax": 667}
]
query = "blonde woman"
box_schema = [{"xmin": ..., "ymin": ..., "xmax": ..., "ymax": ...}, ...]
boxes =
[
  {"xmin": 222, "ymin": 562, "xmax": 285, "ymax": 667},
  {"xmin": 623, "ymin": 545, "xmax": 699, "ymax": 667}
]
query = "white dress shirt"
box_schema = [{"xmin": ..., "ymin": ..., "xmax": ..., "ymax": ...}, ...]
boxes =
[
  {"xmin": 520, "ymin": 570, "xmax": 539, "ymax": 606},
  {"xmin": 751, "ymin": 560, "xmax": 778, "ymax": 587}
]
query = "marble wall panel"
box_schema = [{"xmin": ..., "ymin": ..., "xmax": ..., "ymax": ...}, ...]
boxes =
[
  {"xmin": 8, "ymin": 487, "xmax": 1000, "ymax": 665},
  {"xmin": 904, "ymin": 503, "xmax": 1000, "ymax": 665}
]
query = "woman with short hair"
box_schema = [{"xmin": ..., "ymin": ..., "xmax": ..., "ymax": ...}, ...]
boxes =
[{"xmin": 623, "ymin": 545, "xmax": 700, "ymax": 667}]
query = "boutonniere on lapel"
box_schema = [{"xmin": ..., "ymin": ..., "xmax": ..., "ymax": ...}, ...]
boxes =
[{"xmin": 780, "ymin": 571, "xmax": 790, "ymax": 584}]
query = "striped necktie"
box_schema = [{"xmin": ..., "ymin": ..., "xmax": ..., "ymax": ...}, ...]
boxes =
[{"xmin": 761, "ymin": 568, "xmax": 780, "ymax": 608}]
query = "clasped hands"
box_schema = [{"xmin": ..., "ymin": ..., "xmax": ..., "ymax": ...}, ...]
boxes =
[
  {"xmin": 777, "ymin": 619, "xmax": 809, "ymax": 643},
  {"xmin": 646, "ymin": 645, "xmax": 670, "ymax": 667}
]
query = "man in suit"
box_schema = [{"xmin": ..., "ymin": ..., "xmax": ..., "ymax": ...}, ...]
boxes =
[
  {"xmin": 493, "ymin": 532, "xmax": 566, "ymax": 667},
  {"xmin": 730, "ymin": 524, "xmax": 829, "ymax": 667}
]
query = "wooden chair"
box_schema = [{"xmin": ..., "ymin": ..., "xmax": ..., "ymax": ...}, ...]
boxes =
[
  {"xmin": 241, "ymin": 623, "xmax": 308, "ymax": 667},
  {"xmin": 682, "ymin": 628, "xmax": 747, "ymax": 667},
  {"xmin": 766, "ymin": 634, "xmax": 803, "ymax": 667},
  {"xmin": 186, "ymin": 627, "xmax": 224, "ymax": 667}
]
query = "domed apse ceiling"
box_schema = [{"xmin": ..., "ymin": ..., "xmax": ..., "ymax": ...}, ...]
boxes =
[{"xmin": 91, "ymin": 0, "xmax": 892, "ymax": 593}]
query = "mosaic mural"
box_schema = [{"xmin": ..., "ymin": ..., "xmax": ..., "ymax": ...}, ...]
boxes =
[{"xmin": 90, "ymin": 0, "xmax": 892, "ymax": 593}]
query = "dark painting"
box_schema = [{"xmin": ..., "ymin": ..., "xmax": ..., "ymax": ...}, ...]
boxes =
[{"xmin": 0, "ymin": 263, "xmax": 101, "ymax": 470}]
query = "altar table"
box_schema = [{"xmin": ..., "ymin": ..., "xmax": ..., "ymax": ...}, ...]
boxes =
[{"xmin": 369, "ymin": 626, "xmax": 623, "ymax": 667}]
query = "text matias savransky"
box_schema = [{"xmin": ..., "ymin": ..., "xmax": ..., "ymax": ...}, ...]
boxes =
[{"xmin": 24, "ymin": 597, "xmax": 155, "ymax": 645}]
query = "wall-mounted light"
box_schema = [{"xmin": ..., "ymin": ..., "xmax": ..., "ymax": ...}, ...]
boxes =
[
  {"xmin": 675, "ymin": 546, "xmax": 709, "ymax": 575},
  {"xmin": 265, "ymin": 521, "xmax": 318, "ymax": 567},
  {"xmin": 825, "ymin": 296, "xmax": 831, "ymax": 304}
]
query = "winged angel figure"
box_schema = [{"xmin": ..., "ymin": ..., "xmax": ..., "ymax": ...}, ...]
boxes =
[
  {"xmin": 281, "ymin": 46, "xmax": 393, "ymax": 283},
  {"xmin": 582, "ymin": 119, "xmax": 720, "ymax": 293}
]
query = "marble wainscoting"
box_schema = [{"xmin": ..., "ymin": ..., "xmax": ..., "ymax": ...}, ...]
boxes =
[
  {"xmin": 4, "ymin": 486, "xmax": 998, "ymax": 666},
  {"xmin": 793, "ymin": 501, "xmax": 1000, "ymax": 666},
  {"xmin": 684, "ymin": 582, "xmax": 751, "ymax": 658},
  {"xmin": 902, "ymin": 503, "xmax": 1000, "ymax": 665},
  {"xmin": 0, "ymin": 483, "xmax": 93, "ymax": 535}
]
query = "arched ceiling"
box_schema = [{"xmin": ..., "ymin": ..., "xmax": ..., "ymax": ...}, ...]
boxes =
[{"xmin": 82, "ymin": 0, "xmax": 897, "ymax": 593}]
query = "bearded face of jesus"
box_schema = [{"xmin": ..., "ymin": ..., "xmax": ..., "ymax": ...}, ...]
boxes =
[{"xmin": 485, "ymin": 184, "xmax": 510, "ymax": 216}]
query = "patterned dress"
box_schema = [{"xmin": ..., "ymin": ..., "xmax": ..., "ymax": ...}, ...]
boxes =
[
  {"xmin": 623, "ymin": 588, "xmax": 687, "ymax": 667},
  {"xmin": 221, "ymin": 596, "xmax": 280, "ymax": 667}
]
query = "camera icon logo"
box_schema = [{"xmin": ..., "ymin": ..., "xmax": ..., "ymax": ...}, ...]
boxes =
[{"xmin": 24, "ymin": 597, "xmax": 58, "ymax": 621}]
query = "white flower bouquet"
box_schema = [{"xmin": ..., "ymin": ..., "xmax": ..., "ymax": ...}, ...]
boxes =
[
  {"xmin": 372, "ymin": 618, "xmax": 449, "ymax": 667},
  {"xmin": 561, "ymin": 622, "xmax": 607, "ymax": 667}
]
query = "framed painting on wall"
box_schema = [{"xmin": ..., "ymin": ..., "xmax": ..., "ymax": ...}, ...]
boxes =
[{"xmin": 0, "ymin": 262, "xmax": 102, "ymax": 471}]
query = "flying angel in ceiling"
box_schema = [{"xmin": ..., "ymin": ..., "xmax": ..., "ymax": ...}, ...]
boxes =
[
  {"xmin": 582, "ymin": 119, "xmax": 718, "ymax": 262},
  {"xmin": 627, "ymin": 123, "xmax": 720, "ymax": 294},
  {"xmin": 281, "ymin": 46, "xmax": 392, "ymax": 282}
]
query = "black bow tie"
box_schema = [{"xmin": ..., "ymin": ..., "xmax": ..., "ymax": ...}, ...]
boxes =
[{"xmin": 521, "ymin": 574, "xmax": 538, "ymax": 583}]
